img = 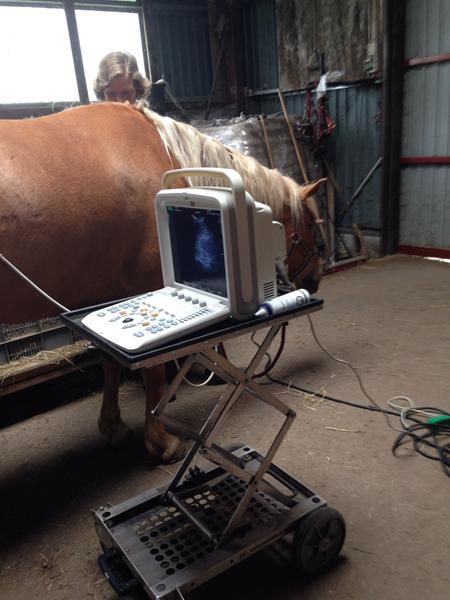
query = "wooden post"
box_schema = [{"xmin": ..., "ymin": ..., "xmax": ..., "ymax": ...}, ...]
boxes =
[
  {"xmin": 326, "ymin": 176, "xmax": 335, "ymax": 260},
  {"xmin": 259, "ymin": 115, "xmax": 274, "ymax": 168},
  {"xmin": 277, "ymin": 89, "xmax": 329, "ymax": 251},
  {"xmin": 277, "ymin": 89, "xmax": 309, "ymax": 183}
]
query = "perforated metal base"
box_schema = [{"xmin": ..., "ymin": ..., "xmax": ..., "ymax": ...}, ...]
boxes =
[
  {"xmin": 133, "ymin": 474, "xmax": 289, "ymax": 578},
  {"xmin": 95, "ymin": 447, "xmax": 326, "ymax": 599}
]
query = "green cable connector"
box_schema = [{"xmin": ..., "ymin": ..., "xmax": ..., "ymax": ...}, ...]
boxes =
[{"xmin": 427, "ymin": 415, "xmax": 450, "ymax": 425}]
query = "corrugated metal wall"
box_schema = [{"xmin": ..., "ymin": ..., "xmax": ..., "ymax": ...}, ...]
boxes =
[
  {"xmin": 401, "ymin": 167, "xmax": 450, "ymax": 248},
  {"xmin": 147, "ymin": 0, "xmax": 383, "ymax": 232},
  {"xmin": 148, "ymin": 1, "xmax": 212, "ymax": 100},
  {"xmin": 241, "ymin": 0, "xmax": 381, "ymax": 231},
  {"xmin": 403, "ymin": 64, "xmax": 450, "ymax": 158},
  {"xmin": 404, "ymin": 0, "xmax": 450, "ymax": 58},
  {"xmin": 242, "ymin": 0, "xmax": 278, "ymax": 92},
  {"xmin": 255, "ymin": 83, "xmax": 382, "ymax": 230},
  {"xmin": 400, "ymin": 0, "xmax": 450, "ymax": 249},
  {"xmin": 327, "ymin": 85, "xmax": 382, "ymax": 230}
]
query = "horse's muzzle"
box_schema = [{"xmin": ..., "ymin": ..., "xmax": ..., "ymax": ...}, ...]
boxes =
[{"xmin": 300, "ymin": 274, "xmax": 320, "ymax": 294}]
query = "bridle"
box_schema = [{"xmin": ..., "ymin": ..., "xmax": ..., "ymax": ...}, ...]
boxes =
[{"xmin": 284, "ymin": 228, "xmax": 322, "ymax": 283}]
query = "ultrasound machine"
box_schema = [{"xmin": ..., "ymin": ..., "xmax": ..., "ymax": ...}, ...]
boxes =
[
  {"xmin": 81, "ymin": 168, "xmax": 286, "ymax": 352},
  {"xmin": 62, "ymin": 169, "xmax": 344, "ymax": 600}
]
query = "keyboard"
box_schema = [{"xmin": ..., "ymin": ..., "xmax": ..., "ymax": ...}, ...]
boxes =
[{"xmin": 81, "ymin": 286, "xmax": 230, "ymax": 353}]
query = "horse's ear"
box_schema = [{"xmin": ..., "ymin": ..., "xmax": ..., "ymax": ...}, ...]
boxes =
[{"xmin": 298, "ymin": 178, "xmax": 327, "ymax": 202}]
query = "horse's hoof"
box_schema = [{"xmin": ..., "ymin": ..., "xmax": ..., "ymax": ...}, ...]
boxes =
[
  {"xmin": 162, "ymin": 444, "xmax": 188, "ymax": 464},
  {"xmin": 145, "ymin": 440, "xmax": 187, "ymax": 465},
  {"xmin": 99, "ymin": 421, "xmax": 132, "ymax": 446}
]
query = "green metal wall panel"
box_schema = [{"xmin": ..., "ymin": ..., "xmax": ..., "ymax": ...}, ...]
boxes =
[
  {"xmin": 254, "ymin": 83, "xmax": 382, "ymax": 230},
  {"xmin": 242, "ymin": 0, "xmax": 278, "ymax": 92},
  {"xmin": 148, "ymin": 1, "xmax": 212, "ymax": 100}
]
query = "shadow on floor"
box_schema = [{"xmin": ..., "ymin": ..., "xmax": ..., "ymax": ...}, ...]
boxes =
[{"xmin": 0, "ymin": 427, "xmax": 149, "ymax": 548}]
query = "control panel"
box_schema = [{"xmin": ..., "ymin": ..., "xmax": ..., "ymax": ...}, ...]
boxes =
[{"xmin": 81, "ymin": 287, "xmax": 230, "ymax": 352}]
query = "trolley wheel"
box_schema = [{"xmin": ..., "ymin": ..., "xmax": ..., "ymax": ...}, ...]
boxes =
[{"xmin": 292, "ymin": 507, "xmax": 346, "ymax": 576}]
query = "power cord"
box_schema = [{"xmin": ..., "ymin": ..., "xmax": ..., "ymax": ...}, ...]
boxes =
[
  {"xmin": 251, "ymin": 324, "xmax": 287, "ymax": 379},
  {"xmin": 174, "ymin": 358, "xmax": 215, "ymax": 388},
  {"xmin": 262, "ymin": 315, "xmax": 450, "ymax": 477},
  {"xmin": 5, "ymin": 248, "xmax": 448, "ymax": 476}
]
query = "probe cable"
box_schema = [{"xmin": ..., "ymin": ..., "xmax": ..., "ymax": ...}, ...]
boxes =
[
  {"xmin": 251, "ymin": 323, "xmax": 287, "ymax": 379},
  {"xmin": 4, "ymin": 249, "xmax": 449, "ymax": 474},
  {"xmin": 0, "ymin": 252, "xmax": 69, "ymax": 312},
  {"xmin": 1, "ymin": 250, "xmax": 237, "ymax": 388}
]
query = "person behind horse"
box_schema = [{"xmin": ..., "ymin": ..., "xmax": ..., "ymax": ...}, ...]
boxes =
[{"xmin": 94, "ymin": 51, "xmax": 150, "ymax": 104}]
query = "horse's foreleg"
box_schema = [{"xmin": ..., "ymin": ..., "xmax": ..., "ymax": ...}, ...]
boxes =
[
  {"xmin": 142, "ymin": 365, "xmax": 184, "ymax": 463},
  {"xmin": 98, "ymin": 355, "xmax": 131, "ymax": 445}
]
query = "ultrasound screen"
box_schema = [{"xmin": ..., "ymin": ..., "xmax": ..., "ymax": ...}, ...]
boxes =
[{"xmin": 167, "ymin": 205, "xmax": 227, "ymax": 297}]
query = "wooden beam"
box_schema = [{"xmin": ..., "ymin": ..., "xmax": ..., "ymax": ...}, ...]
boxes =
[
  {"xmin": 277, "ymin": 89, "xmax": 308, "ymax": 182},
  {"xmin": 404, "ymin": 53, "xmax": 450, "ymax": 68},
  {"xmin": 259, "ymin": 115, "xmax": 274, "ymax": 168},
  {"xmin": 400, "ymin": 156, "xmax": 450, "ymax": 165},
  {"xmin": 0, "ymin": 352, "xmax": 99, "ymax": 397},
  {"xmin": 397, "ymin": 245, "xmax": 450, "ymax": 259},
  {"xmin": 324, "ymin": 255, "xmax": 368, "ymax": 274}
]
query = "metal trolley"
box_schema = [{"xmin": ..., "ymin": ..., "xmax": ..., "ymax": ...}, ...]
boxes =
[{"xmin": 62, "ymin": 298, "xmax": 346, "ymax": 599}]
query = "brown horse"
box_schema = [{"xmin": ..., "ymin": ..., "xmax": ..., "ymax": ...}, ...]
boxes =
[{"xmin": 0, "ymin": 102, "xmax": 324, "ymax": 462}]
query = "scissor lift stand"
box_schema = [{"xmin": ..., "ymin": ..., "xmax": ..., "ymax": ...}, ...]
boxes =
[{"xmin": 62, "ymin": 299, "xmax": 346, "ymax": 600}]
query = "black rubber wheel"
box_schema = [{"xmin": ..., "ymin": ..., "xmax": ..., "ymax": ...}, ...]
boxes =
[{"xmin": 292, "ymin": 507, "xmax": 346, "ymax": 576}]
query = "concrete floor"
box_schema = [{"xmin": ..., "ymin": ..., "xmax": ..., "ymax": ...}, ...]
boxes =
[{"xmin": 1, "ymin": 255, "xmax": 449, "ymax": 600}]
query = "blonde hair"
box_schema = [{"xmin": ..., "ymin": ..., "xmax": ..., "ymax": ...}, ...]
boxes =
[
  {"xmin": 137, "ymin": 104, "xmax": 303, "ymax": 223},
  {"xmin": 94, "ymin": 52, "xmax": 150, "ymax": 100}
]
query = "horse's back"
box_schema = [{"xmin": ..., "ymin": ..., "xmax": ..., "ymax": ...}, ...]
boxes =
[
  {"xmin": 0, "ymin": 104, "xmax": 170, "ymax": 322},
  {"xmin": 1, "ymin": 103, "xmax": 164, "ymax": 201}
]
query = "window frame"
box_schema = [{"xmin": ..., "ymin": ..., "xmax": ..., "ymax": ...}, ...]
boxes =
[{"xmin": 0, "ymin": 0, "xmax": 149, "ymax": 118}]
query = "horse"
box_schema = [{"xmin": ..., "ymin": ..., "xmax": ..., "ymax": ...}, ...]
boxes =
[{"xmin": 0, "ymin": 102, "xmax": 325, "ymax": 463}]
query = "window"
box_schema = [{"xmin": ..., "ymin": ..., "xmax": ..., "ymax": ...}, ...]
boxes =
[
  {"xmin": 0, "ymin": 2, "xmax": 146, "ymax": 105},
  {"xmin": 76, "ymin": 9, "xmax": 147, "ymax": 102},
  {"xmin": 0, "ymin": 6, "xmax": 78, "ymax": 103}
]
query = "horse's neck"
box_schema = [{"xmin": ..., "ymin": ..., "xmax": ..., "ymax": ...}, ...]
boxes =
[{"xmin": 140, "ymin": 106, "xmax": 302, "ymax": 224}]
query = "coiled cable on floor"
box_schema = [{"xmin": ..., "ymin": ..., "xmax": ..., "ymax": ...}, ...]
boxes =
[{"xmin": 391, "ymin": 407, "xmax": 450, "ymax": 477}]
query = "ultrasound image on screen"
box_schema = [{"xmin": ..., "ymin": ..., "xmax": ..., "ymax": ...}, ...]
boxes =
[{"xmin": 167, "ymin": 206, "xmax": 227, "ymax": 297}]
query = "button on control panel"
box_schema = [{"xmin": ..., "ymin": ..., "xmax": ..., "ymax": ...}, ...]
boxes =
[{"xmin": 81, "ymin": 286, "xmax": 230, "ymax": 353}]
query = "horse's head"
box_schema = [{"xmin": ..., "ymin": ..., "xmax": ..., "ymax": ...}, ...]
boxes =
[
  {"xmin": 283, "ymin": 179, "xmax": 327, "ymax": 294},
  {"xmin": 141, "ymin": 106, "xmax": 327, "ymax": 294}
]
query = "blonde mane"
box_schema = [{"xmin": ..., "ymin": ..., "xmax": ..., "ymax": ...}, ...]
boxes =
[{"xmin": 138, "ymin": 104, "xmax": 303, "ymax": 222}]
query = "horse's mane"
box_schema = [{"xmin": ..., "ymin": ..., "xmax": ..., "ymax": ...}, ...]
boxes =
[{"xmin": 137, "ymin": 104, "xmax": 303, "ymax": 222}]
